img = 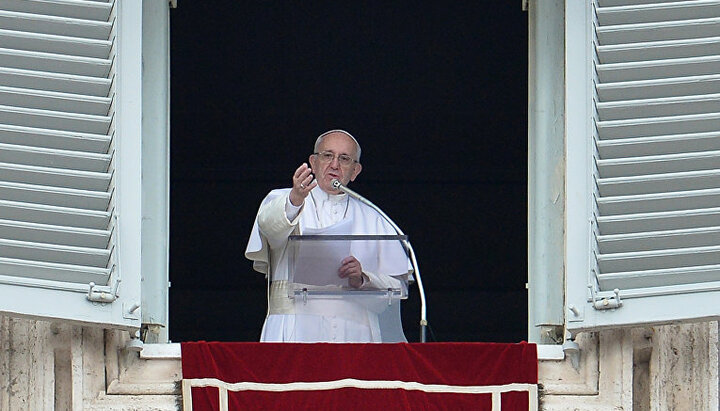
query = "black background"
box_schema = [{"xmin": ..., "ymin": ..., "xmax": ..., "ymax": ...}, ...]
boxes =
[{"xmin": 169, "ymin": 2, "xmax": 528, "ymax": 343}]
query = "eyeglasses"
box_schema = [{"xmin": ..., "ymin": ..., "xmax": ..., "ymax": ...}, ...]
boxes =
[{"xmin": 313, "ymin": 151, "xmax": 358, "ymax": 167}]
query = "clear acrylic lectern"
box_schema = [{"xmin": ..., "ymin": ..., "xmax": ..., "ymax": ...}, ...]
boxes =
[{"xmin": 287, "ymin": 234, "xmax": 411, "ymax": 342}]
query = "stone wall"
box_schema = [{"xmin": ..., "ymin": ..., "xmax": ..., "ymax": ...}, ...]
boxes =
[
  {"xmin": 0, "ymin": 316, "xmax": 181, "ymax": 411},
  {"xmin": 1, "ymin": 315, "xmax": 717, "ymax": 410},
  {"xmin": 539, "ymin": 321, "xmax": 719, "ymax": 411}
]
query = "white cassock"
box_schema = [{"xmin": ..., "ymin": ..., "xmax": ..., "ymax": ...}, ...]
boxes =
[{"xmin": 245, "ymin": 186, "xmax": 411, "ymax": 343}]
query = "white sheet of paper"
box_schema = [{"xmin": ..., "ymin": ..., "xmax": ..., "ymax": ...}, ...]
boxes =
[{"xmin": 291, "ymin": 219, "xmax": 352, "ymax": 287}]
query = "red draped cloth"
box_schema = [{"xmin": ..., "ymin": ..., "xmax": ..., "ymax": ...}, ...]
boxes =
[{"xmin": 181, "ymin": 342, "xmax": 537, "ymax": 411}]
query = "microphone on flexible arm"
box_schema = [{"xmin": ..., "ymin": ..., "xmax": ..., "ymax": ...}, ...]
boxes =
[{"xmin": 331, "ymin": 178, "xmax": 429, "ymax": 343}]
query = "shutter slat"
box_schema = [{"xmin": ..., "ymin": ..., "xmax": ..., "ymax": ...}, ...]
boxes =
[
  {"xmin": 598, "ymin": 245, "xmax": 720, "ymax": 273},
  {"xmin": 599, "ymin": 56, "xmax": 720, "ymax": 83},
  {"xmin": 598, "ymin": 226, "xmax": 720, "ymax": 253},
  {"xmin": 0, "ymin": 219, "xmax": 110, "ymax": 248},
  {"xmin": 0, "ymin": 124, "xmax": 110, "ymax": 153},
  {"xmin": 597, "ymin": 74, "xmax": 720, "ymax": 101},
  {"xmin": 598, "ymin": 188, "xmax": 720, "ymax": 215},
  {"xmin": 597, "ymin": 1, "xmax": 720, "ymax": 26},
  {"xmin": 598, "ymin": 94, "xmax": 720, "ymax": 121},
  {"xmin": 0, "ymin": 10, "xmax": 112, "ymax": 40},
  {"xmin": 597, "ymin": 150, "xmax": 720, "ymax": 177},
  {"xmin": 0, "ymin": 105, "xmax": 110, "ymax": 133},
  {"xmin": 0, "ymin": 48, "xmax": 111, "ymax": 77},
  {"xmin": 0, "ymin": 162, "xmax": 110, "ymax": 192},
  {"xmin": 0, "ymin": 257, "xmax": 109, "ymax": 285},
  {"xmin": 0, "ymin": 142, "xmax": 111, "ymax": 172},
  {"xmin": 0, "ymin": 28, "xmax": 112, "ymax": 59},
  {"xmin": 0, "ymin": 67, "xmax": 111, "ymax": 97},
  {"xmin": 0, "ymin": 200, "xmax": 111, "ymax": 229},
  {"xmin": 598, "ymin": 112, "xmax": 720, "ymax": 139},
  {"xmin": 0, "ymin": 0, "xmax": 113, "ymax": 22},
  {"xmin": 0, "ymin": 85, "xmax": 110, "ymax": 115},
  {"xmin": 599, "ymin": 56, "xmax": 720, "ymax": 84},
  {"xmin": 598, "ymin": 169, "xmax": 720, "ymax": 196},
  {"xmin": 599, "ymin": 0, "xmax": 694, "ymax": 7},
  {"xmin": 598, "ymin": 131, "xmax": 720, "ymax": 158},
  {"xmin": 0, "ymin": 181, "xmax": 110, "ymax": 210},
  {"xmin": 598, "ymin": 207, "xmax": 720, "ymax": 235},
  {"xmin": 598, "ymin": 17, "xmax": 720, "ymax": 45},
  {"xmin": 598, "ymin": 36, "xmax": 720, "ymax": 64},
  {"xmin": 0, "ymin": 238, "xmax": 109, "ymax": 267},
  {"xmin": 597, "ymin": 265, "xmax": 720, "ymax": 289}
]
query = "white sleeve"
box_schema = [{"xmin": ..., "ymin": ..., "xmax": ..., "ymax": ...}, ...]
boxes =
[
  {"xmin": 285, "ymin": 196, "xmax": 303, "ymax": 221},
  {"xmin": 257, "ymin": 193, "xmax": 301, "ymax": 249},
  {"xmin": 360, "ymin": 270, "xmax": 404, "ymax": 290}
]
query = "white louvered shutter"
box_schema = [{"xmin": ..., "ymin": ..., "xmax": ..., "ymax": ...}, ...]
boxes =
[
  {"xmin": 0, "ymin": 0, "xmax": 142, "ymax": 329},
  {"xmin": 566, "ymin": 0, "xmax": 720, "ymax": 332}
]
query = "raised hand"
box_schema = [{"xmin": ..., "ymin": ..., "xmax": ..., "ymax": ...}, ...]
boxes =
[{"xmin": 289, "ymin": 163, "xmax": 317, "ymax": 206}]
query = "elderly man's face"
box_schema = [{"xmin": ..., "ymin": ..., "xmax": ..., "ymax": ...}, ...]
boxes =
[{"xmin": 308, "ymin": 132, "xmax": 362, "ymax": 194}]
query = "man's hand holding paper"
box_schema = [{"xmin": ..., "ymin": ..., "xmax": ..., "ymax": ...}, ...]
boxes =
[{"xmin": 339, "ymin": 256, "xmax": 366, "ymax": 288}]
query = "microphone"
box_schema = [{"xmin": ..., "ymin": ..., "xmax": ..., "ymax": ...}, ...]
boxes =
[
  {"xmin": 330, "ymin": 179, "xmax": 376, "ymax": 210},
  {"xmin": 330, "ymin": 178, "xmax": 429, "ymax": 343},
  {"xmin": 331, "ymin": 178, "xmax": 342, "ymax": 190}
]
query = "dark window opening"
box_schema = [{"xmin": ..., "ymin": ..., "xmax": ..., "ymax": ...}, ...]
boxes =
[{"xmin": 169, "ymin": 2, "xmax": 528, "ymax": 343}]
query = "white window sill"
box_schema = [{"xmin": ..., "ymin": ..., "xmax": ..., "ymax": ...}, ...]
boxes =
[
  {"xmin": 537, "ymin": 344, "xmax": 565, "ymax": 360},
  {"xmin": 140, "ymin": 343, "xmax": 181, "ymax": 359},
  {"xmin": 140, "ymin": 343, "xmax": 565, "ymax": 361}
]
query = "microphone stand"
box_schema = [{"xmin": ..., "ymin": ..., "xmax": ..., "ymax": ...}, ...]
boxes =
[{"xmin": 332, "ymin": 179, "xmax": 428, "ymax": 343}]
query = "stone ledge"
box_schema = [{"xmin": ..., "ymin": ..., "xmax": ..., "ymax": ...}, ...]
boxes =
[{"xmin": 140, "ymin": 342, "xmax": 182, "ymax": 359}]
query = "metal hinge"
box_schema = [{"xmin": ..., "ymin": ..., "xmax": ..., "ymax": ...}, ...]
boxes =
[
  {"xmin": 589, "ymin": 285, "xmax": 622, "ymax": 310},
  {"xmin": 87, "ymin": 278, "xmax": 120, "ymax": 303}
]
